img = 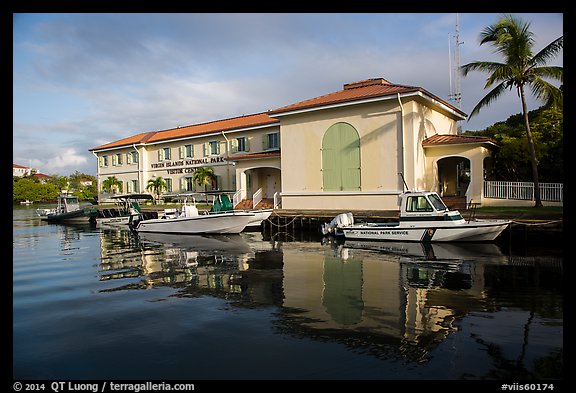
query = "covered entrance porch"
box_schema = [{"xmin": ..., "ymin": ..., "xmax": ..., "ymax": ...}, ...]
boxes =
[
  {"xmin": 422, "ymin": 134, "xmax": 498, "ymax": 207},
  {"xmin": 229, "ymin": 152, "xmax": 281, "ymax": 209}
]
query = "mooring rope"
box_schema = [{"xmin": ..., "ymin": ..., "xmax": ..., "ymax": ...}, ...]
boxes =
[
  {"xmin": 264, "ymin": 211, "xmax": 302, "ymax": 228},
  {"xmin": 509, "ymin": 219, "xmax": 563, "ymax": 227}
]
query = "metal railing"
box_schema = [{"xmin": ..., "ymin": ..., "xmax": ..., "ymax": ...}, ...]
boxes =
[
  {"xmin": 274, "ymin": 192, "xmax": 281, "ymax": 209},
  {"xmin": 232, "ymin": 189, "xmax": 243, "ymax": 208},
  {"xmin": 252, "ymin": 188, "xmax": 263, "ymax": 209},
  {"xmin": 484, "ymin": 181, "xmax": 563, "ymax": 202}
]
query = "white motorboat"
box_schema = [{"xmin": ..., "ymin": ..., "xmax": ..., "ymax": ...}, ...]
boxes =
[
  {"xmin": 130, "ymin": 193, "xmax": 256, "ymax": 235},
  {"xmin": 245, "ymin": 208, "xmax": 273, "ymax": 229},
  {"xmin": 322, "ymin": 190, "xmax": 511, "ymax": 242},
  {"xmin": 96, "ymin": 193, "xmax": 155, "ymax": 227}
]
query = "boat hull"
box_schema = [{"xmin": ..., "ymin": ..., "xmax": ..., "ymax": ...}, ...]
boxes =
[
  {"xmin": 135, "ymin": 212, "xmax": 255, "ymax": 234},
  {"xmin": 44, "ymin": 208, "xmax": 97, "ymax": 223},
  {"xmin": 340, "ymin": 220, "xmax": 510, "ymax": 242},
  {"xmin": 96, "ymin": 215, "xmax": 131, "ymax": 227},
  {"xmin": 245, "ymin": 209, "xmax": 273, "ymax": 229}
]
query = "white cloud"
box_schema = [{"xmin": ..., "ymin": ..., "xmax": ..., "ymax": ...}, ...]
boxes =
[{"xmin": 43, "ymin": 148, "xmax": 88, "ymax": 173}]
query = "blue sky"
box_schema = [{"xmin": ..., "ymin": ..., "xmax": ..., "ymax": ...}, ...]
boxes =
[{"xmin": 13, "ymin": 13, "xmax": 563, "ymax": 176}]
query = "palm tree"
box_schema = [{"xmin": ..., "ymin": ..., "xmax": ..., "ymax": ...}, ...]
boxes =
[
  {"xmin": 102, "ymin": 176, "xmax": 123, "ymax": 194},
  {"xmin": 461, "ymin": 14, "xmax": 563, "ymax": 207},
  {"xmin": 146, "ymin": 177, "xmax": 167, "ymax": 204},
  {"xmin": 193, "ymin": 166, "xmax": 216, "ymax": 193}
]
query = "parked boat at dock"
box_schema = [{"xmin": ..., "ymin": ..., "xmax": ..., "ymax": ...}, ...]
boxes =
[
  {"xmin": 36, "ymin": 195, "xmax": 98, "ymax": 223},
  {"xmin": 96, "ymin": 193, "xmax": 155, "ymax": 227},
  {"xmin": 130, "ymin": 192, "xmax": 256, "ymax": 234},
  {"xmin": 322, "ymin": 190, "xmax": 511, "ymax": 242}
]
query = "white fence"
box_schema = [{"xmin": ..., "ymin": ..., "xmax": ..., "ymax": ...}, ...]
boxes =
[{"xmin": 484, "ymin": 181, "xmax": 563, "ymax": 202}]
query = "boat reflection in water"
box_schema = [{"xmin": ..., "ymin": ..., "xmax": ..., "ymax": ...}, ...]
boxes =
[{"xmin": 96, "ymin": 229, "xmax": 562, "ymax": 376}]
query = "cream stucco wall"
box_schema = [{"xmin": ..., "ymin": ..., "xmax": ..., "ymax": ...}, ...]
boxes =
[
  {"xmin": 423, "ymin": 144, "xmax": 492, "ymax": 204},
  {"xmin": 279, "ymin": 97, "xmax": 461, "ymax": 210},
  {"xmin": 94, "ymin": 125, "xmax": 280, "ymax": 200}
]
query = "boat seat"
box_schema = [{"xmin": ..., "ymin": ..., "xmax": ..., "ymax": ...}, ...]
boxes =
[
  {"xmin": 182, "ymin": 205, "xmax": 199, "ymax": 217},
  {"xmin": 220, "ymin": 195, "xmax": 234, "ymax": 211}
]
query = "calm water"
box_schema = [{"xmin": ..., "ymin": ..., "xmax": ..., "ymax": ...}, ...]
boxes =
[{"xmin": 12, "ymin": 204, "xmax": 563, "ymax": 381}]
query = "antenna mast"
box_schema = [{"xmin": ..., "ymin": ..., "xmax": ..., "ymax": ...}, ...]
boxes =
[{"xmin": 448, "ymin": 13, "xmax": 463, "ymax": 131}]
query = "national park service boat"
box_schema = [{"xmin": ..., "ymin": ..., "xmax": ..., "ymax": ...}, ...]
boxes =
[{"xmin": 322, "ymin": 190, "xmax": 510, "ymax": 242}]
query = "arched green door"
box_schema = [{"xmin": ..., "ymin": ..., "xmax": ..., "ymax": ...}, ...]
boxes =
[{"xmin": 322, "ymin": 123, "xmax": 361, "ymax": 191}]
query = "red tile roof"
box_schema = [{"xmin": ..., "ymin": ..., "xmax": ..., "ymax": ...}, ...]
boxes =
[
  {"xmin": 90, "ymin": 113, "xmax": 279, "ymax": 151},
  {"xmin": 422, "ymin": 133, "xmax": 499, "ymax": 147},
  {"xmin": 269, "ymin": 78, "xmax": 467, "ymax": 117},
  {"xmin": 147, "ymin": 112, "xmax": 278, "ymax": 144},
  {"xmin": 90, "ymin": 131, "xmax": 156, "ymax": 151}
]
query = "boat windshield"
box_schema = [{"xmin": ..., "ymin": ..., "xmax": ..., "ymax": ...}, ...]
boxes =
[{"xmin": 428, "ymin": 193, "xmax": 448, "ymax": 211}]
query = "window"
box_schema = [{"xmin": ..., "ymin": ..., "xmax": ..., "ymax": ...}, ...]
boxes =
[
  {"xmin": 101, "ymin": 155, "xmax": 109, "ymax": 167},
  {"xmin": 406, "ymin": 196, "xmax": 433, "ymax": 212},
  {"xmin": 321, "ymin": 123, "xmax": 360, "ymax": 191},
  {"xmin": 181, "ymin": 177, "xmax": 195, "ymax": 192},
  {"xmin": 180, "ymin": 144, "xmax": 194, "ymax": 159},
  {"xmin": 231, "ymin": 137, "xmax": 249, "ymax": 153},
  {"xmin": 264, "ymin": 133, "xmax": 279, "ymax": 150},
  {"xmin": 165, "ymin": 178, "xmax": 172, "ymax": 193},
  {"xmin": 204, "ymin": 141, "xmax": 221, "ymax": 156},
  {"xmin": 210, "ymin": 141, "xmax": 219, "ymax": 155},
  {"xmin": 127, "ymin": 151, "xmax": 138, "ymax": 164},
  {"xmin": 112, "ymin": 153, "xmax": 123, "ymax": 166},
  {"xmin": 428, "ymin": 193, "xmax": 448, "ymax": 211},
  {"xmin": 158, "ymin": 147, "xmax": 171, "ymax": 161},
  {"xmin": 126, "ymin": 180, "xmax": 139, "ymax": 193}
]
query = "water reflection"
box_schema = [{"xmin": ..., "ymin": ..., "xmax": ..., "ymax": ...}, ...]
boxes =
[{"xmin": 94, "ymin": 228, "xmax": 562, "ymax": 377}]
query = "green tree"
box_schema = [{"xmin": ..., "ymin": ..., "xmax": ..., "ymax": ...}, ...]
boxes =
[
  {"xmin": 13, "ymin": 177, "xmax": 59, "ymax": 202},
  {"xmin": 146, "ymin": 177, "xmax": 167, "ymax": 204},
  {"xmin": 192, "ymin": 166, "xmax": 216, "ymax": 192},
  {"xmin": 102, "ymin": 176, "xmax": 123, "ymax": 194},
  {"xmin": 48, "ymin": 175, "xmax": 70, "ymax": 194},
  {"xmin": 465, "ymin": 105, "xmax": 563, "ymax": 183},
  {"xmin": 461, "ymin": 14, "xmax": 563, "ymax": 207}
]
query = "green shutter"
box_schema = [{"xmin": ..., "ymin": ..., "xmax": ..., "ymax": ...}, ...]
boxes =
[
  {"xmin": 339, "ymin": 124, "xmax": 361, "ymax": 191},
  {"xmin": 322, "ymin": 123, "xmax": 361, "ymax": 191},
  {"xmin": 322, "ymin": 128, "xmax": 340, "ymax": 191}
]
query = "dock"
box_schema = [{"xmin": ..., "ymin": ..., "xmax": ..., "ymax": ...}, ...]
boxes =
[{"xmin": 124, "ymin": 204, "xmax": 563, "ymax": 239}]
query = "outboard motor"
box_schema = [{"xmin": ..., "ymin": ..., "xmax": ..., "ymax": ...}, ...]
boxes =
[{"xmin": 321, "ymin": 212, "xmax": 354, "ymax": 236}]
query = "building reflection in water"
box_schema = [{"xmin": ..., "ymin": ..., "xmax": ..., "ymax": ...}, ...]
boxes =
[{"xmin": 96, "ymin": 228, "xmax": 562, "ymax": 370}]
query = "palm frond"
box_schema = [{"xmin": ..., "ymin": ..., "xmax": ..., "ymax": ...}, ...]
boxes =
[
  {"xmin": 530, "ymin": 77, "xmax": 563, "ymax": 107},
  {"xmin": 460, "ymin": 61, "xmax": 506, "ymax": 77},
  {"xmin": 531, "ymin": 36, "xmax": 563, "ymax": 67},
  {"xmin": 468, "ymin": 81, "xmax": 510, "ymax": 119},
  {"xmin": 531, "ymin": 66, "xmax": 563, "ymax": 82}
]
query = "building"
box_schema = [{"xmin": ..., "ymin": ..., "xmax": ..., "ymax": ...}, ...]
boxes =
[
  {"xmin": 13, "ymin": 163, "xmax": 35, "ymax": 177},
  {"xmin": 90, "ymin": 112, "xmax": 281, "ymax": 204},
  {"xmin": 90, "ymin": 78, "xmax": 500, "ymax": 209}
]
